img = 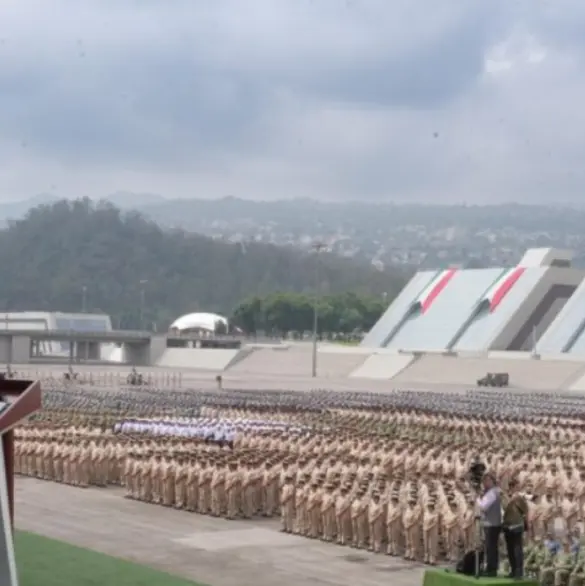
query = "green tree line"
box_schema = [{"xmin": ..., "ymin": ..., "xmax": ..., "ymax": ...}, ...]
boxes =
[
  {"xmin": 231, "ymin": 291, "xmax": 388, "ymax": 336},
  {"xmin": 0, "ymin": 199, "xmax": 405, "ymax": 330}
]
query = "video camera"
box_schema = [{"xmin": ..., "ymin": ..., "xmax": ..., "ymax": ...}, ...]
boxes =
[{"xmin": 468, "ymin": 458, "xmax": 487, "ymax": 492}]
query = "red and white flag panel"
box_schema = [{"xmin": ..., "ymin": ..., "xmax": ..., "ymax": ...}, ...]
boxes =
[
  {"xmin": 482, "ymin": 267, "xmax": 526, "ymax": 313},
  {"xmin": 415, "ymin": 268, "xmax": 457, "ymax": 314}
]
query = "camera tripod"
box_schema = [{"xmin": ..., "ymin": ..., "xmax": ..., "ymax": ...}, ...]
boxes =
[{"xmin": 474, "ymin": 514, "xmax": 483, "ymax": 579}]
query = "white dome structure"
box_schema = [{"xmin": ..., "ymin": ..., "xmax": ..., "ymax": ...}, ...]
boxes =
[{"xmin": 169, "ymin": 312, "xmax": 228, "ymax": 334}]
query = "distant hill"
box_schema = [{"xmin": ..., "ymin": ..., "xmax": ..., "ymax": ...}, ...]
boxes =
[
  {"xmin": 0, "ymin": 199, "xmax": 406, "ymax": 329},
  {"xmin": 4, "ymin": 194, "xmax": 585, "ymax": 268},
  {"xmin": 0, "ymin": 193, "xmax": 59, "ymax": 222}
]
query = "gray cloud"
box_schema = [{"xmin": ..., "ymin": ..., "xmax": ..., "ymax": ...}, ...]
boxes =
[{"xmin": 0, "ymin": 0, "xmax": 584, "ymax": 202}]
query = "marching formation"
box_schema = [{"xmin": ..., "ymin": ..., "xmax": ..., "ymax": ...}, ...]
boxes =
[{"xmin": 14, "ymin": 384, "xmax": 585, "ymax": 583}]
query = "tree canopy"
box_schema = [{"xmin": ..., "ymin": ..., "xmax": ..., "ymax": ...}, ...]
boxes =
[
  {"xmin": 231, "ymin": 291, "xmax": 386, "ymax": 336},
  {"xmin": 0, "ymin": 199, "xmax": 406, "ymax": 330}
]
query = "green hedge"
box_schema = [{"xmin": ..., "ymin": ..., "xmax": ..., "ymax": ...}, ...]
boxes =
[{"xmin": 423, "ymin": 569, "xmax": 537, "ymax": 586}]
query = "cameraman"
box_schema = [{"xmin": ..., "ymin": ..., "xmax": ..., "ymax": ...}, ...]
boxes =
[
  {"xmin": 476, "ymin": 472, "xmax": 502, "ymax": 577},
  {"xmin": 502, "ymin": 479, "xmax": 528, "ymax": 579}
]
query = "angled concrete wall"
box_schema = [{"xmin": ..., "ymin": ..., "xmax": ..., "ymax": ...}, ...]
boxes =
[
  {"xmin": 314, "ymin": 350, "xmax": 369, "ymax": 377},
  {"xmin": 568, "ymin": 367, "xmax": 585, "ymax": 391},
  {"xmin": 350, "ymin": 353, "xmax": 415, "ymax": 379},
  {"xmin": 361, "ymin": 271, "xmax": 435, "ymax": 347},
  {"xmin": 227, "ymin": 346, "xmax": 312, "ymax": 377},
  {"xmin": 387, "ymin": 269, "xmax": 504, "ymax": 352},
  {"xmin": 156, "ymin": 348, "xmax": 239, "ymax": 370},
  {"xmin": 538, "ymin": 277, "xmax": 585, "ymax": 355},
  {"xmin": 488, "ymin": 267, "xmax": 582, "ymax": 351}
]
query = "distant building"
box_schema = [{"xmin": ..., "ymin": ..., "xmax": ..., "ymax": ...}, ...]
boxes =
[
  {"xmin": 362, "ymin": 247, "xmax": 582, "ymax": 353},
  {"xmin": 169, "ymin": 312, "xmax": 229, "ymax": 335},
  {"xmin": 1, "ymin": 311, "xmax": 112, "ymax": 356}
]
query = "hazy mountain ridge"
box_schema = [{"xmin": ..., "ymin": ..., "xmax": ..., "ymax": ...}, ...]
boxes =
[{"xmin": 2, "ymin": 194, "xmax": 585, "ymax": 268}]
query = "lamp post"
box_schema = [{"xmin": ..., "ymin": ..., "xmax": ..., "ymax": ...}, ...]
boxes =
[
  {"xmin": 139, "ymin": 280, "xmax": 148, "ymax": 330},
  {"xmin": 311, "ymin": 242, "xmax": 326, "ymax": 378},
  {"xmin": 81, "ymin": 285, "xmax": 87, "ymax": 313}
]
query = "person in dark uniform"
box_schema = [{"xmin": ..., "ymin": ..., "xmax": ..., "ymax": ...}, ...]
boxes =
[{"xmin": 502, "ymin": 478, "xmax": 529, "ymax": 578}]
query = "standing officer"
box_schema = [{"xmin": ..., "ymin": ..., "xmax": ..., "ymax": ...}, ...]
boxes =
[{"xmin": 502, "ymin": 478, "xmax": 529, "ymax": 579}]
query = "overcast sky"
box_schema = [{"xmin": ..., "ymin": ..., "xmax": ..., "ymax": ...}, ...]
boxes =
[{"xmin": 1, "ymin": 0, "xmax": 585, "ymax": 203}]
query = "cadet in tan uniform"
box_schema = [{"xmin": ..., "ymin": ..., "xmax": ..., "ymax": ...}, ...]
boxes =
[
  {"xmin": 162, "ymin": 454, "xmax": 175, "ymax": 507},
  {"xmin": 441, "ymin": 496, "xmax": 460, "ymax": 562},
  {"xmin": 123, "ymin": 451, "xmax": 135, "ymax": 498},
  {"xmin": 115, "ymin": 440, "xmax": 127, "ymax": 486},
  {"xmin": 132, "ymin": 453, "xmax": 143, "ymax": 499},
  {"xmin": 141, "ymin": 451, "xmax": 154, "ymax": 503},
  {"xmin": 422, "ymin": 495, "xmax": 440, "ymax": 565},
  {"xmin": 70, "ymin": 439, "xmax": 82, "ymax": 486},
  {"xmin": 33, "ymin": 438, "xmax": 43, "ymax": 478},
  {"xmin": 280, "ymin": 474, "xmax": 295, "ymax": 533},
  {"xmin": 174, "ymin": 454, "xmax": 188, "ymax": 509},
  {"xmin": 353, "ymin": 486, "xmax": 369, "ymax": 549},
  {"xmin": 403, "ymin": 494, "xmax": 420, "ymax": 561},
  {"xmin": 60, "ymin": 439, "xmax": 71, "ymax": 485},
  {"xmin": 320, "ymin": 483, "xmax": 336, "ymax": 542},
  {"xmin": 151, "ymin": 452, "xmax": 163, "ymax": 504},
  {"xmin": 251, "ymin": 459, "xmax": 264, "ymax": 515},
  {"xmin": 263, "ymin": 460, "xmax": 278, "ymax": 517},
  {"xmin": 78, "ymin": 439, "xmax": 91, "ymax": 488},
  {"xmin": 210, "ymin": 459, "xmax": 226, "ymax": 516},
  {"xmin": 368, "ymin": 491, "xmax": 385, "ymax": 553},
  {"xmin": 386, "ymin": 492, "xmax": 403, "ymax": 556},
  {"xmin": 542, "ymin": 492, "xmax": 558, "ymax": 535},
  {"xmin": 185, "ymin": 454, "xmax": 198, "ymax": 512},
  {"xmin": 54, "ymin": 439, "xmax": 64, "ymax": 483},
  {"xmin": 335, "ymin": 484, "xmax": 352, "ymax": 546},
  {"xmin": 225, "ymin": 461, "xmax": 240, "ymax": 519},
  {"xmin": 198, "ymin": 459, "xmax": 212, "ymax": 514},
  {"xmin": 43, "ymin": 438, "xmax": 56, "ymax": 481},
  {"xmin": 307, "ymin": 481, "xmax": 322, "ymax": 539},
  {"xmin": 295, "ymin": 475, "xmax": 310, "ymax": 536},
  {"xmin": 89, "ymin": 440, "xmax": 102, "ymax": 487},
  {"xmin": 97, "ymin": 439, "xmax": 110, "ymax": 487},
  {"xmin": 562, "ymin": 491, "xmax": 580, "ymax": 534}
]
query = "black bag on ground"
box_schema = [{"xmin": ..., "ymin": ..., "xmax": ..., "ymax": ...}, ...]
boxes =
[{"xmin": 456, "ymin": 550, "xmax": 484, "ymax": 575}]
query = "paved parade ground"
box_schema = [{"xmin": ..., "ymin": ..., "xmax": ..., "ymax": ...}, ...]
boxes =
[
  {"xmin": 15, "ymin": 478, "xmax": 427, "ymax": 586},
  {"xmin": 12, "ymin": 362, "xmax": 578, "ymax": 586},
  {"xmin": 10, "ymin": 362, "xmax": 518, "ymax": 395}
]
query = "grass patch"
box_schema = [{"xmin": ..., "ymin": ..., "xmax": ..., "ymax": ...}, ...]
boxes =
[{"xmin": 15, "ymin": 530, "xmax": 204, "ymax": 586}]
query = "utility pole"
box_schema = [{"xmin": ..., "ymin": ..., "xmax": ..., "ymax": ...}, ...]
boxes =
[
  {"xmin": 311, "ymin": 242, "xmax": 326, "ymax": 377},
  {"xmin": 139, "ymin": 280, "xmax": 148, "ymax": 330},
  {"xmin": 81, "ymin": 285, "xmax": 87, "ymax": 313}
]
